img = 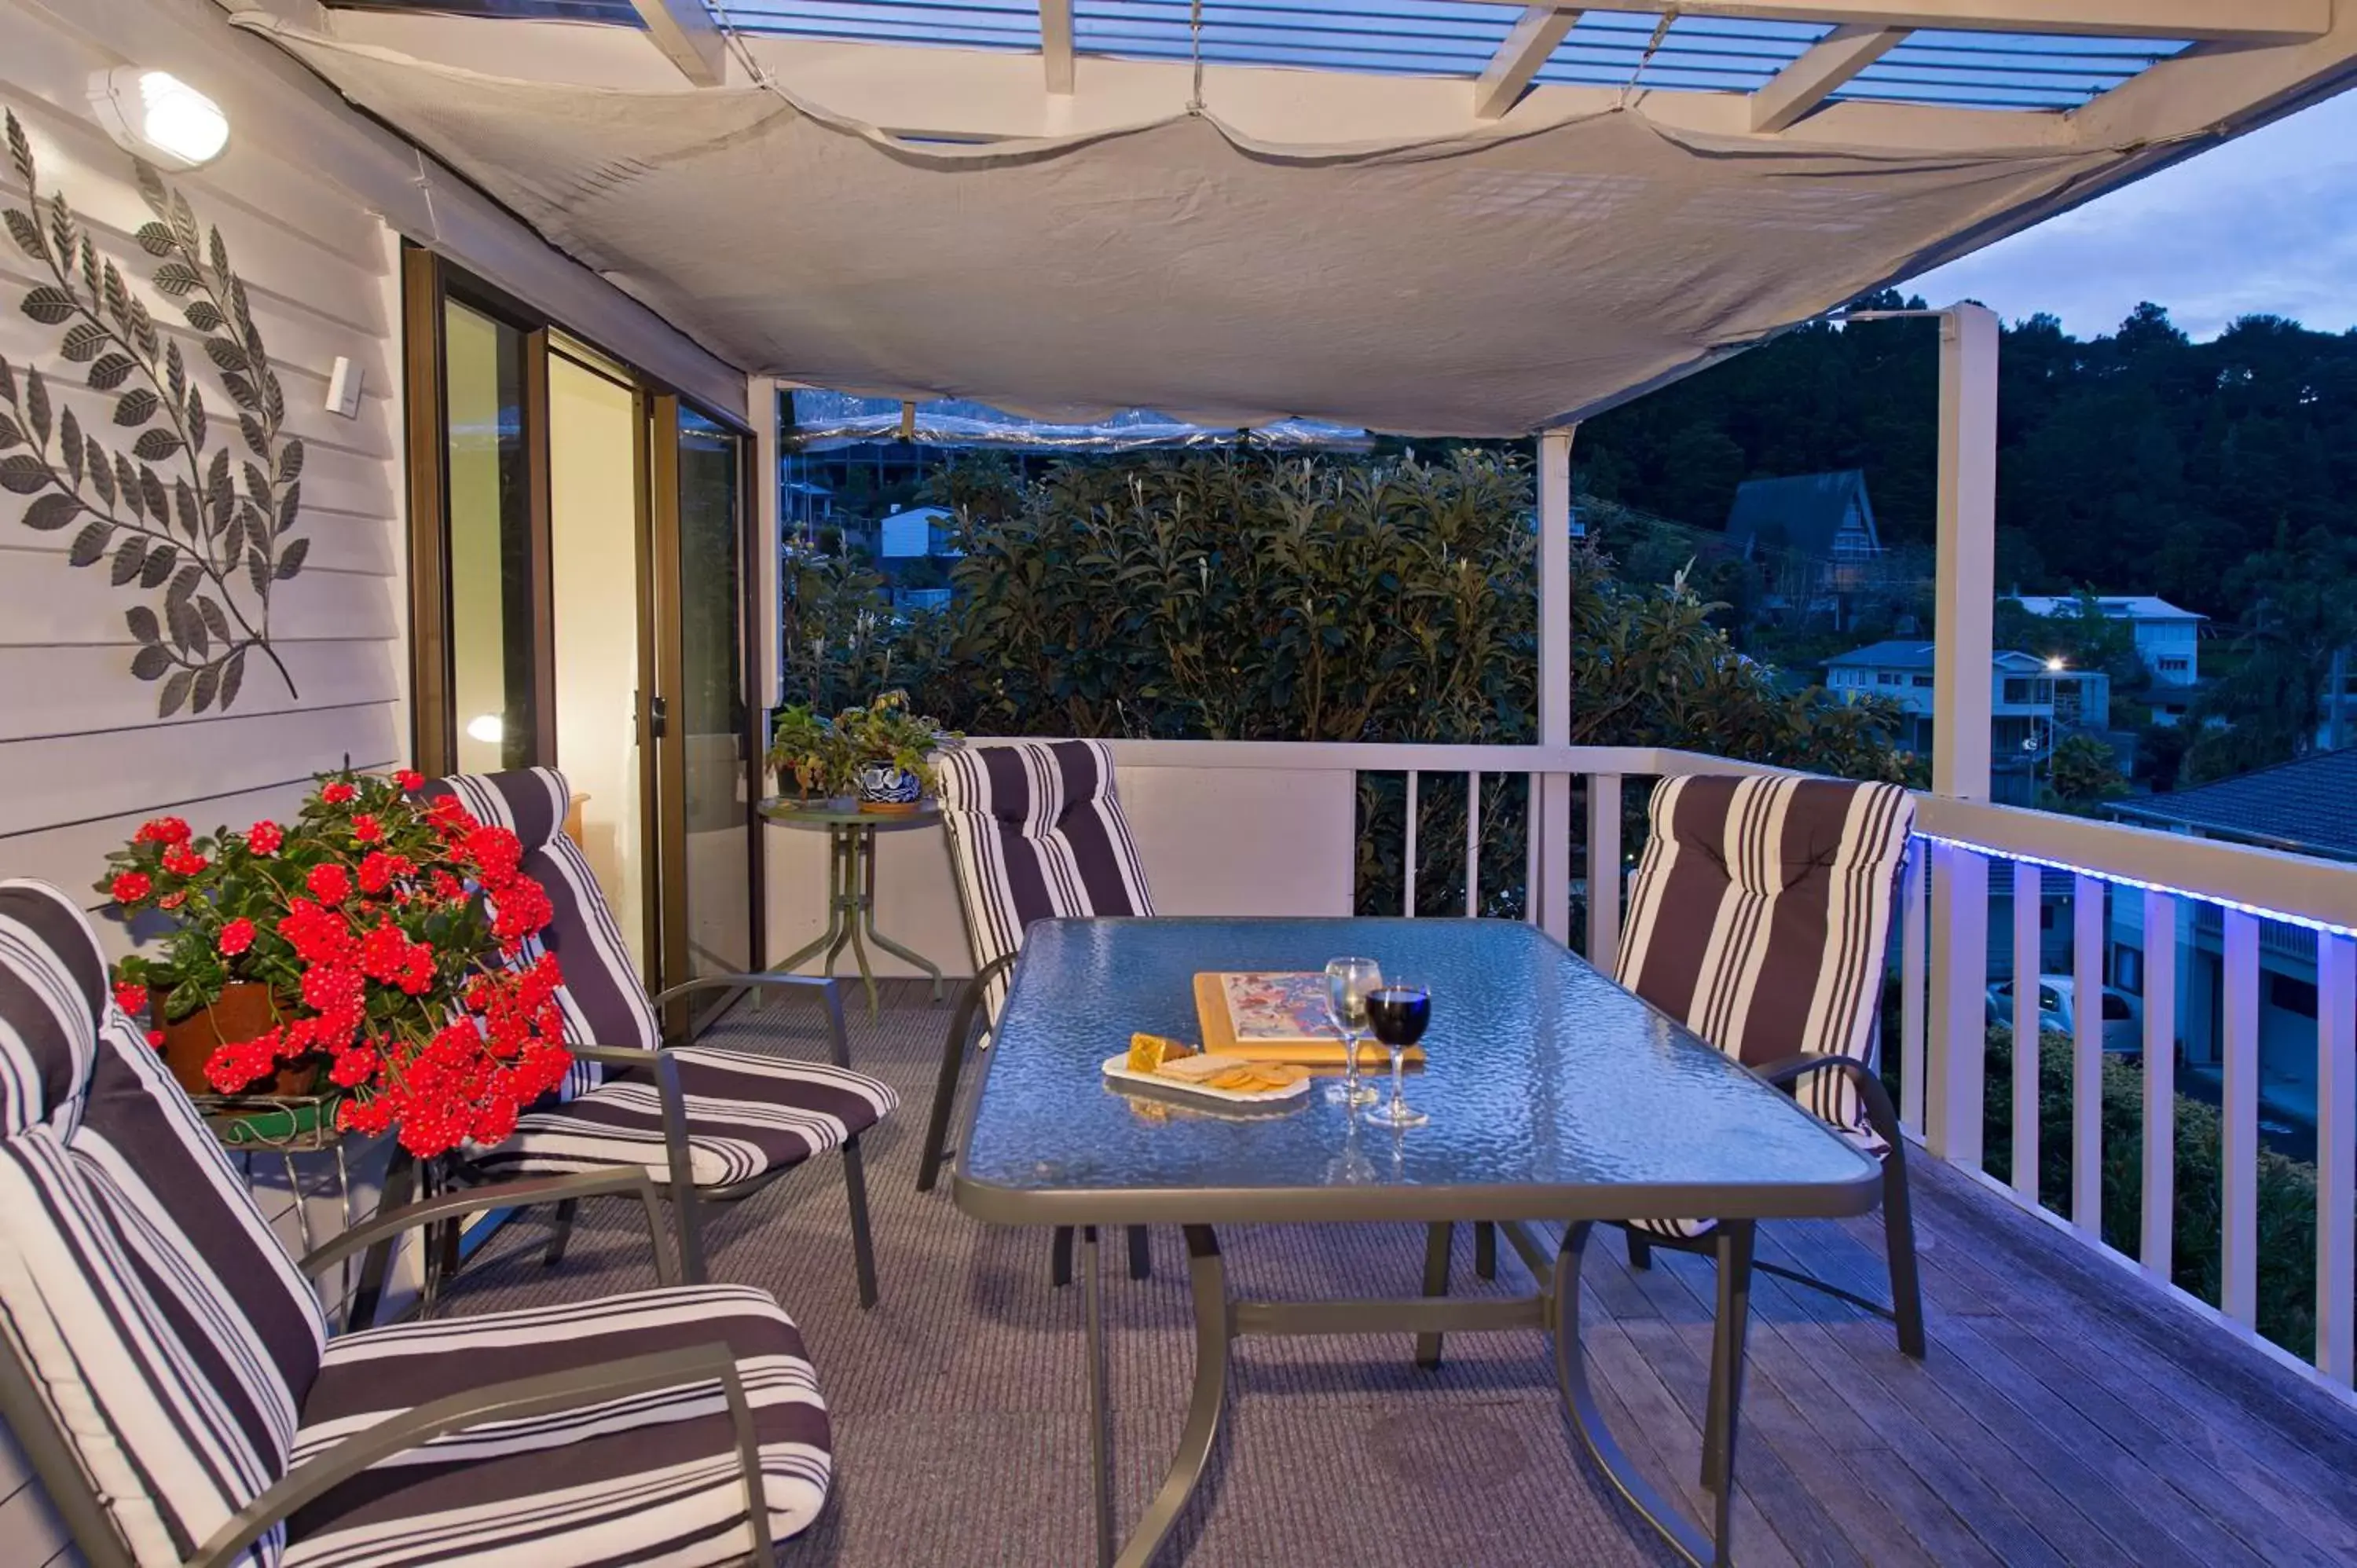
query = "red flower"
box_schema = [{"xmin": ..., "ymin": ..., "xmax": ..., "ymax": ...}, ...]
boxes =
[
  {"xmin": 306, "ymin": 863, "xmax": 352, "ymax": 906},
  {"xmin": 246, "ymin": 821, "xmax": 284, "ymax": 856},
  {"xmin": 146, "ymin": 1029, "xmax": 165, "ymax": 1050},
  {"xmin": 352, "ymin": 814, "xmax": 383, "ymax": 845},
  {"xmin": 110, "ymin": 870, "xmax": 152, "ymax": 905},
  {"xmin": 218, "ymin": 918, "xmax": 256, "ymax": 956},
  {"xmin": 394, "ymin": 769, "xmax": 426, "ymax": 792},
  {"xmin": 113, "ymin": 981, "xmax": 148, "ymax": 1015},
  {"xmin": 159, "ymin": 890, "xmax": 186, "ymax": 910},
  {"xmin": 357, "ymin": 851, "xmax": 416, "ymax": 895},
  {"xmin": 328, "ymin": 1046, "xmax": 379, "ymax": 1089},
  {"xmin": 204, "ymin": 1031, "xmax": 280, "ymax": 1092},
  {"xmin": 321, "ymin": 781, "xmax": 358, "ymax": 806},
  {"xmin": 460, "ymin": 826, "xmax": 525, "ymax": 890},
  {"xmin": 278, "ymin": 899, "xmax": 354, "ymax": 966},
  {"xmin": 300, "ymin": 965, "xmax": 365, "ymax": 1017},
  {"xmin": 159, "ymin": 845, "xmax": 208, "ymax": 877},
  {"xmin": 134, "ymin": 817, "xmax": 192, "ymax": 846}
]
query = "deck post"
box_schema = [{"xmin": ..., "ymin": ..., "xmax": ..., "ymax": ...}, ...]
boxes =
[
  {"xmin": 1924, "ymin": 303, "xmax": 1998, "ymax": 1167},
  {"xmin": 1537, "ymin": 425, "xmax": 1576, "ymax": 946}
]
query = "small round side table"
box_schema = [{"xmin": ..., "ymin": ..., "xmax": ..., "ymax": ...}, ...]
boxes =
[{"xmin": 762, "ymin": 799, "xmax": 961, "ymax": 1015}]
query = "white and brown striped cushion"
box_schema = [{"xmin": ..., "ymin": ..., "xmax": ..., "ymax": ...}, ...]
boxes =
[
  {"xmin": 1614, "ymin": 777, "xmax": 1913, "ymax": 1239},
  {"xmin": 469, "ymin": 1046, "xmax": 897, "ymax": 1189},
  {"xmin": 283, "ymin": 1284, "xmax": 829, "ymax": 1566},
  {"xmin": 937, "ymin": 741, "xmax": 1154, "ymax": 1017},
  {"xmin": 0, "ymin": 879, "xmax": 326, "ymax": 1568},
  {"xmin": 424, "ymin": 768, "xmax": 897, "ymax": 1189}
]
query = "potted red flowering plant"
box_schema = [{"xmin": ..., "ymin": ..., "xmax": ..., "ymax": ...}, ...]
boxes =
[{"xmin": 100, "ymin": 769, "xmax": 576, "ymax": 1157}]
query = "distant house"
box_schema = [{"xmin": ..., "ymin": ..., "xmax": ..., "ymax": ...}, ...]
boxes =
[
  {"xmin": 878, "ymin": 504, "xmax": 958, "ymax": 559},
  {"xmin": 1723, "ymin": 470, "xmax": 1882, "ymax": 626},
  {"xmin": 1824, "ymin": 639, "xmax": 2110, "ymax": 804},
  {"xmin": 2007, "ymin": 594, "xmax": 2204, "ymax": 687}
]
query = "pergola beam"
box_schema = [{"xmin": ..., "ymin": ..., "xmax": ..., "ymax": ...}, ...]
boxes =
[
  {"xmin": 1596, "ymin": 1, "xmax": 2327, "ymax": 43},
  {"xmin": 1041, "ymin": 0, "xmax": 1075, "ymax": 95},
  {"xmin": 1750, "ymin": 24, "xmax": 1903, "ymax": 132},
  {"xmin": 1474, "ymin": 6, "xmax": 1580, "ymax": 122},
  {"xmin": 630, "ymin": 0, "xmax": 727, "ymax": 87}
]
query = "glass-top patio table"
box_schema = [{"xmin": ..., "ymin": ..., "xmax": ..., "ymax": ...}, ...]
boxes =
[{"xmin": 953, "ymin": 918, "xmax": 1884, "ymax": 1568}]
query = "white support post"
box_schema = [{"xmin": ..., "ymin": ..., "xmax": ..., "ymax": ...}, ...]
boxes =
[
  {"xmin": 2141, "ymin": 891, "xmax": 2179, "ymax": 1280},
  {"xmin": 1403, "ymin": 771, "xmax": 1420, "ymax": 916},
  {"xmin": 1524, "ymin": 774, "xmax": 1541, "ymax": 927},
  {"xmin": 1040, "ymin": 0, "xmax": 1076, "ymax": 94},
  {"xmin": 751, "ymin": 375, "xmax": 783, "ymax": 713},
  {"xmin": 1465, "ymin": 772, "xmax": 1483, "ymax": 918},
  {"xmin": 1474, "ymin": 6, "xmax": 1582, "ymax": 120},
  {"xmin": 1586, "ymin": 774, "xmax": 1622, "ymax": 969},
  {"xmin": 1900, "ymin": 840, "xmax": 1927, "ymax": 1136},
  {"xmin": 2070, "ymin": 874, "xmax": 2104, "ymax": 1236},
  {"xmin": 1932, "ymin": 302, "xmax": 1998, "ymax": 803},
  {"xmin": 2011, "ymin": 859, "xmax": 2040, "ymax": 1206},
  {"xmin": 2319, "ymin": 932, "xmax": 2355, "ymax": 1383},
  {"xmin": 2221, "ymin": 910, "xmax": 2261, "ymax": 1329},
  {"xmin": 1926, "ymin": 841, "xmax": 1988, "ymax": 1167},
  {"xmin": 1536, "ymin": 426, "xmax": 1577, "ymax": 945}
]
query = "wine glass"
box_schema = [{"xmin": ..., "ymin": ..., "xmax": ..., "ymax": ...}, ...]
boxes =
[
  {"xmin": 1323, "ymin": 957, "xmax": 1382, "ymax": 1107},
  {"xmin": 1362, "ymin": 981, "xmax": 1431, "ymax": 1129}
]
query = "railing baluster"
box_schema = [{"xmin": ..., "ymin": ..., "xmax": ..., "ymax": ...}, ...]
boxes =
[
  {"xmin": 2221, "ymin": 910, "xmax": 2261, "ymax": 1330},
  {"xmin": 1523, "ymin": 772, "xmax": 1541, "ymax": 928},
  {"xmin": 1403, "ymin": 770, "xmax": 1419, "ymax": 918},
  {"xmin": 1901, "ymin": 840, "xmax": 1926, "ymax": 1138},
  {"xmin": 2012, "ymin": 859, "xmax": 2041, "ymax": 1207},
  {"xmin": 2141, "ymin": 890, "xmax": 2178, "ymax": 1280},
  {"xmin": 2071, "ymin": 874, "xmax": 2104, "ymax": 1237},
  {"xmin": 1587, "ymin": 774, "xmax": 1622, "ymax": 969},
  {"xmin": 1465, "ymin": 771, "xmax": 1481, "ymax": 918},
  {"xmin": 1926, "ymin": 842, "xmax": 1989, "ymax": 1167},
  {"xmin": 2319, "ymin": 933, "xmax": 2355, "ymax": 1383}
]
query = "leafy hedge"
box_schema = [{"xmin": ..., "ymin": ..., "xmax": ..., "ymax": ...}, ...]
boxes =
[
  {"xmin": 1972, "ymin": 1026, "xmax": 2320, "ymax": 1361},
  {"xmin": 781, "ymin": 448, "xmax": 1908, "ymax": 914}
]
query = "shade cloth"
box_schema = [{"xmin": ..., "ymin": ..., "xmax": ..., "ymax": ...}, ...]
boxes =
[{"xmin": 242, "ymin": 18, "xmax": 2124, "ymax": 435}]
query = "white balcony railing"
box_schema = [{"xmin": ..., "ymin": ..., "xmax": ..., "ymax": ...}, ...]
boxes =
[{"xmin": 761, "ymin": 738, "xmax": 2357, "ymax": 1398}]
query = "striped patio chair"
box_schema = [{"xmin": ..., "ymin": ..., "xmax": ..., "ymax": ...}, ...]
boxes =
[
  {"xmin": 422, "ymin": 768, "xmax": 896, "ymax": 1306},
  {"xmin": 915, "ymin": 740, "xmax": 1154, "ymax": 1281},
  {"xmin": 0, "ymin": 879, "xmax": 830, "ymax": 1568},
  {"xmin": 1611, "ymin": 772, "xmax": 1926, "ymax": 1357}
]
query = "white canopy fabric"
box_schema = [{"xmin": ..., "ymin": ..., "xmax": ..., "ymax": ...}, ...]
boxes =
[{"xmin": 248, "ymin": 19, "xmax": 2134, "ymax": 434}]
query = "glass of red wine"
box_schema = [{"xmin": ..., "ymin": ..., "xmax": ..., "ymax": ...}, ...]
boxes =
[{"xmin": 1362, "ymin": 981, "xmax": 1430, "ymax": 1129}]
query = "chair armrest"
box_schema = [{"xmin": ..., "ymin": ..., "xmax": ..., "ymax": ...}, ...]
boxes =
[
  {"xmin": 1748, "ymin": 1053, "xmax": 1904, "ymax": 1152},
  {"xmin": 186, "ymin": 1343, "xmax": 769, "ymax": 1568},
  {"xmin": 299, "ymin": 1167, "xmax": 678, "ymax": 1285},
  {"xmin": 649, "ymin": 973, "xmax": 853, "ymax": 1068},
  {"xmin": 569, "ymin": 1043, "xmax": 706, "ymax": 1278}
]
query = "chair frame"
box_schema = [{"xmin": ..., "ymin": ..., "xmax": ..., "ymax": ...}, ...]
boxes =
[
  {"xmin": 492, "ymin": 969, "xmax": 879, "ymax": 1310},
  {"xmin": 0, "ymin": 1167, "xmax": 779, "ymax": 1568}
]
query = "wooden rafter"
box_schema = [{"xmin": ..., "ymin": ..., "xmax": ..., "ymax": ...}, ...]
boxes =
[
  {"xmin": 1594, "ymin": 1, "xmax": 2327, "ymax": 44},
  {"xmin": 1042, "ymin": 0, "xmax": 1075, "ymax": 95},
  {"xmin": 631, "ymin": 0, "xmax": 727, "ymax": 87},
  {"xmin": 1474, "ymin": 6, "xmax": 1581, "ymax": 121},
  {"xmin": 1750, "ymin": 24, "xmax": 1904, "ymax": 132}
]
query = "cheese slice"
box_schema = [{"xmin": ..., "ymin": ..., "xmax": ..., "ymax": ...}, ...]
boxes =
[{"xmin": 1127, "ymin": 1032, "xmax": 1196, "ymax": 1072}]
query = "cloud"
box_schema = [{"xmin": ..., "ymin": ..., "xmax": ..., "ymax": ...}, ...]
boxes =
[{"xmin": 1903, "ymin": 93, "xmax": 2357, "ymax": 341}]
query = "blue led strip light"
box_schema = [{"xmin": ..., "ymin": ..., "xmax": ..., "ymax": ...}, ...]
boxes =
[{"xmin": 1915, "ymin": 832, "xmax": 2357, "ymax": 940}]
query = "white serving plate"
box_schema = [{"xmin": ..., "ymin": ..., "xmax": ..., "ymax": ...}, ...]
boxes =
[{"xmin": 1100, "ymin": 1053, "xmax": 1313, "ymax": 1106}]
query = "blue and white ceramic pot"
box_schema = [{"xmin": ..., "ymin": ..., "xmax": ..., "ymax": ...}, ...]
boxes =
[{"xmin": 856, "ymin": 764, "xmax": 924, "ymax": 813}]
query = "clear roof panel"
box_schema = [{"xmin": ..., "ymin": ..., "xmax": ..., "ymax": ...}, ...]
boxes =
[{"xmin": 347, "ymin": 2, "xmax": 2194, "ymax": 115}]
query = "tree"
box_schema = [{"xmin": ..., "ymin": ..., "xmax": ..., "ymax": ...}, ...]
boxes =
[
  {"xmin": 2186, "ymin": 528, "xmax": 2357, "ymax": 782},
  {"xmin": 2045, "ymin": 733, "xmax": 2126, "ymax": 808}
]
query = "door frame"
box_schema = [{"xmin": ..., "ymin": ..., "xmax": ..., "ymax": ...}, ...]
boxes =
[{"xmin": 398, "ymin": 246, "xmax": 765, "ymax": 1004}]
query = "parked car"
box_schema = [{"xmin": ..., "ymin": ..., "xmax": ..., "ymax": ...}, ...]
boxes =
[{"xmin": 1985, "ymin": 975, "xmax": 2142, "ymax": 1056}]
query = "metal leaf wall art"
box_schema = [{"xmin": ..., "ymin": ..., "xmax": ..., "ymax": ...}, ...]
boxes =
[{"xmin": 0, "ymin": 107, "xmax": 308, "ymax": 716}]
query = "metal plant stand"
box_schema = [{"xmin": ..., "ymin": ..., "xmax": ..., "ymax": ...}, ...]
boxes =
[
  {"xmin": 764, "ymin": 800, "xmax": 957, "ymax": 1015},
  {"xmin": 199, "ymin": 1092, "xmax": 365, "ymax": 1324}
]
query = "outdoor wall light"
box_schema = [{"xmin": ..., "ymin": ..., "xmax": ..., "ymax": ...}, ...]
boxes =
[
  {"xmin": 465, "ymin": 713, "xmax": 505, "ymax": 745},
  {"xmin": 88, "ymin": 68, "xmax": 229, "ymax": 171}
]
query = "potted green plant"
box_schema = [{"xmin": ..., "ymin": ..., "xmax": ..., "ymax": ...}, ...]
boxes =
[
  {"xmin": 834, "ymin": 690, "xmax": 960, "ymax": 815},
  {"xmin": 766, "ymin": 703, "xmax": 856, "ymax": 808}
]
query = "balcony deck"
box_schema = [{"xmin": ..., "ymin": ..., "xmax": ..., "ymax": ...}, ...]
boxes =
[{"xmin": 434, "ymin": 982, "xmax": 2357, "ymax": 1567}]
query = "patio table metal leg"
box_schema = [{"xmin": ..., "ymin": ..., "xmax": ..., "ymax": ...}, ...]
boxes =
[
  {"xmin": 1701, "ymin": 1222, "xmax": 1755, "ymax": 1509},
  {"xmin": 1113, "ymin": 1224, "xmax": 1230, "ymax": 1568},
  {"xmin": 1415, "ymin": 1221, "xmax": 1452, "ymax": 1368},
  {"xmin": 1551, "ymin": 1219, "xmax": 1742, "ymax": 1568},
  {"xmin": 1475, "ymin": 1219, "xmax": 1497, "ymax": 1281},
  {"xmin": 1083, "ymin": 1226, "xmax": 1113, "ymax": 1568},
  {"xmin": 773, "ymin": 827, "xmax": 853, "ymax": 978}
]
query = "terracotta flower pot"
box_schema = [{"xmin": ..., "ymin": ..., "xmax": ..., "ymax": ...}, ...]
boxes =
[{"xmin": 153, "ymin": 982, "xmax": 320, "ymax": 1097}]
